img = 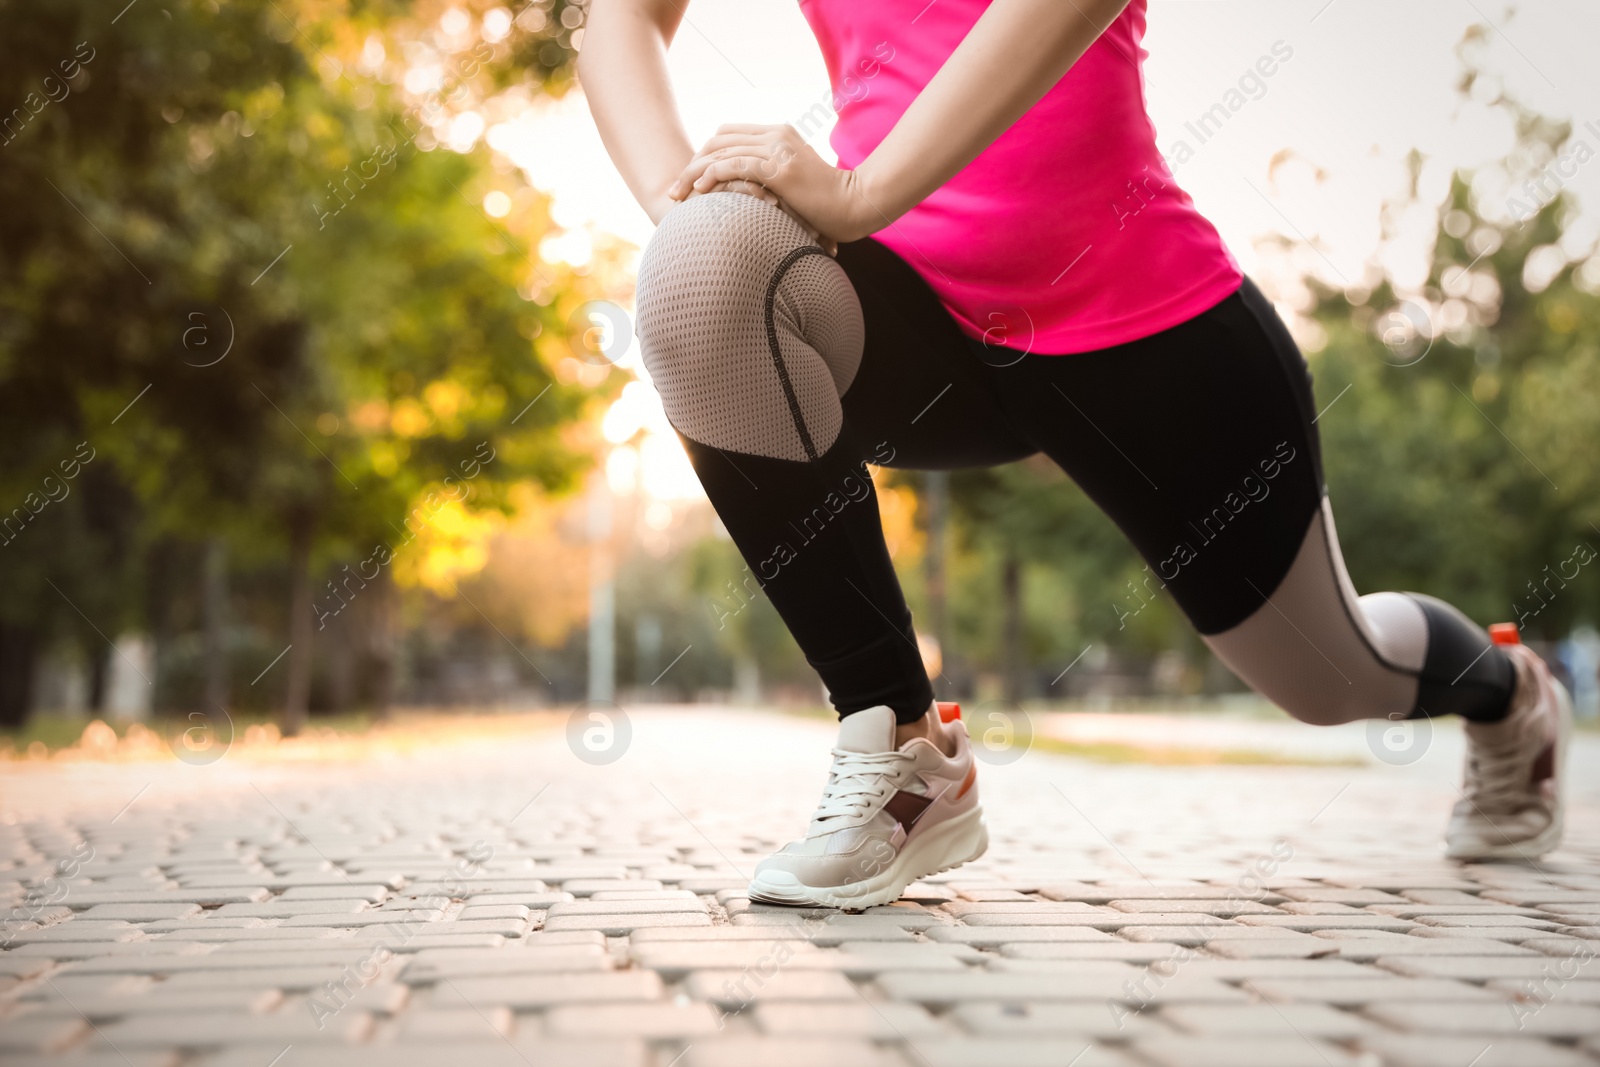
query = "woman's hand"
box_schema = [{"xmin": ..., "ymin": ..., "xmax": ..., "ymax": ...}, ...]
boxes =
[
  {"xmin": 688, "ymin": 178, "xmax": 839, "ymax": 254},
  {"xmin": 667, "ymin": 124, "xmax": 882, "ymax": 245}
]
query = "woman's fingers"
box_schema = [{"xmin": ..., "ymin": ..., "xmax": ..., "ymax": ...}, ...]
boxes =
[
  {"xmin": 669, "ymin": 135, "xmax": 776, "ymax": 199},
  {"xmin": 690, "ymin": 152, "xmax": 778, "ymax": 193}
]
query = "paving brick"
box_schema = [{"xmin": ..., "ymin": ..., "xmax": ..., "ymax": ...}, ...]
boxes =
[
  {"xmin": 1234, "ymin": 914, "xmax": 1418, "ymax": 932},
  {"xmin": 1397, "ymin": 889, "xmax": 1489, "ymax": 904},
  {"xmin": 1362, "ymin": 1000, "xmax": 1600, "ymax": 1036},
  {"xmin": 158, "ymin": 966, "xmax": 386, "ymax": 990},
  {"xmin": 1162, "ymin": 959, "xmax": 1381, "ymax": 979},
  {"xmin": 92, "ymin": 1010, "xmax": 374, "ymax": 1046},
  {"xmin": 1407, "ymin": 924, "xmax": 1570, "ymax": 943},
  {"xmin": 195, "ymin": 1041, "xmax": 648, "ymax": 1067},
  {"xmin": 545, "ymin": 898, "xmax": 708, "ymax": 916},
  {"xmin": 455, "ymin": 904, "xmax": 531, "ymax": 920},
  {"xmin": 213, "ymin": 900, "xmax": 369, "ymax": 917},
  {"xmin": 0, "ymin": 1016, "xmax": 90, "ymax": 1053},
  {"xmin": 1483, "ymin": 890, "xmax": 1600, "ymax": 906},
  {"xmin": 1377, "ymin": 955, "xmax": 1600, "ymax": 980},
  {"xmin": 14, "ymin": 987, "xmax": 283, "ymax": 1017},
  {"xmin": 77, "ymin": 903, "xmax": 202, "ymax": 921},
  {"xmin": 527, "ymin": 872, "xmax": 634, "ymax": 890},
  {"xmin": 925, "ymin": 926, "xmax": 1119, "ymax": 946},
  {"xmin": 1412, "ymin": 913, "xmax": 1562, "ymax": 929},
  {"xmin": 153, "ymin": 928, "xmax": 346, "ymax": 942},
  {"xmin": 1123, "ymin": 925, "xmax": 1330, "ymax": 947},
  {"xmin": 544, "ymin": 911, "xmax": 712, "ymax": 934},
  {"xmin": 5, "ymin": 921, "xmax": 143, "ymax": 943},
  {"xmin": 1241, "ymin": 977, "xmax": 1504, "ymax": 1003},
  {"xmin": 1134, "ymin": 1036, "xmax": 1362, "ymax": 1066},
  {"xmin": 997, "ymin": 941, "xmax": 1185, "ymax": 962},
  {"xmin": 394, "ymin": 1005, "xmax": 514, "ymax": 1039},
  {"xmin": 940, "ymin": 900, "xmax": 1103, "ymax": 917},
  {"xmin": 44, "ymin": 889, "xmax": 272, "ymax": 907},
  {"xmin": 1485, "ymin": 978, "xmax": 1600, "ymax": 1003},
  {"xmin": 903, "ymin": 1037, "xmax": 1140, "ymax": 1067},
  {"xmin": 465, "ymin": 891, "xmax": 573, "ymax": 907},
  {"xmin": 633, "ymin": 924, "xmax": 917, "ymax": 945},
  {"xmin": 874, "ymin": 969, "xmax": 1248, "ymax": 1005},
  {"xmin": 440, "ymin": 970, "xmax": 662, "ymax": 1007},
  {"xmin": 1, "ymin": 1054, "xmax": 177, "ymax": 1067},
  {"xmin": 683, "ymin": 1037, "xmax": 906, "ymax": 1067},
  {"xmin": 1276, "ymin": 887, "xmax": 1407, "ymax": 905},
  {"xmin": 542, "ymin": 1002, "xmax": 721, "ymax": 1037},
  {"xmin": 688, "ymin": 968, "xmax": 859, "ymax": 1003},
  {"xmin": 1203, "ymin": 938, "xmax": 1341, "ymax": 959},
  {"xmin": 1353, "ymin": 1035, "xmax": 1593, "ymax": 1067},
  {"xmin": 1324, "ymin": 875, "xmax": 1483, "ymax": 892},
  {"xmin": 950, "ymin": 887, "xmax": 1036, "ymax": 901},
  {"xmin": 1328, "ymin": 936, "xmax": 1537, "ymax": 960},
  {"xmin": 752, "ymin": 1000, "xmax": 943, "ymax": 1037},
  {"xmin": 1107, "ymin": 899, "xmax": 1280, "ymax": 915},
  {"xmin": 400, "ymin": 945, "xmax": 609, "ymax": 981},
  {"xmin": 948, "ymin": 1000, "xmax": 1161, "ymax": 1037},
  {"xmin": 1367, "ymin": 904, "xmax": 1550, "ymax": 918},
  {"xmin": 279, "ymin": 884, "xmax": 392, "ymax": 902},
  {"xmin": 1158, "ymin": 1002, "xmax": 1377, "ymax": 1036},
  {"xmin": 279, "ymin": 910, "xmax": 444, "ymax": 927}
]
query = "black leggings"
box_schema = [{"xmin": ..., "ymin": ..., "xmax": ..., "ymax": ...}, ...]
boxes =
[{"xmin": 635, "ymin": 192, "xmax": 1514, "ymax": 726}]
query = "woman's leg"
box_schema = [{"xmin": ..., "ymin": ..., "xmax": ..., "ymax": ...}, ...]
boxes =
[
  {"xmin": 637, "ymin": 192, "xmax": 1018, "ymax": 906},
  {"xmin": 979, "ymin": 277, "xmax": 1567, "ymax": 857},
  {"xmin": 634, "ymin": 192, "xmax": 1034, "ymax": 723},
  {"xmin": 977, "ymin": 277, "xmax": 1517, "ymax": 725}
]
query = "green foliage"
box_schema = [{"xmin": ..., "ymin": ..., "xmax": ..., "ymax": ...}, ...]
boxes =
[{"xmin": 0, "ymin": 0, "xmax": 599, "ymax": 721}]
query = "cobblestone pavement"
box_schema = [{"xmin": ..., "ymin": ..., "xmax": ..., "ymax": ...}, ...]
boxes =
[{"xmin": 3, "ymin": 707, "xmax": 1599, "ymax": 1067}]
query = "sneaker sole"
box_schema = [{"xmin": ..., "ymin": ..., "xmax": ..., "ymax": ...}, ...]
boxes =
[
  {"xmin": 1444, "ymin": 673, "xmax": 1573, "ymax": 861},
  {"xmin": 748, "ymin": 805, "xmax": 989, "ymax": 910}
]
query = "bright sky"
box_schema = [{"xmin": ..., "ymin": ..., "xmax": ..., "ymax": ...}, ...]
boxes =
[{"xmin": 497, "ymin": 0, "xmax": 1600, "ymax": 500}]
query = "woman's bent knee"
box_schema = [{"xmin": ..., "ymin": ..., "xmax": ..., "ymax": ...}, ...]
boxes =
[{"xmin": 633, "ymin": 192, "xmax": 864, "ymax": 461}]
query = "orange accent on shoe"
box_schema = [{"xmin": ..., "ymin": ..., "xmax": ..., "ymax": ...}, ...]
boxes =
[
  {"xmin": 955, "ymin": 762, "xmax": 977, "ymax": 800},
  {"xmin": 1489, "ymin": 623, "xmax": 1521, "ymax": 646},
  {"xmin": 937, "ymin": 701, "xmax": 962, "ymax": 723}
]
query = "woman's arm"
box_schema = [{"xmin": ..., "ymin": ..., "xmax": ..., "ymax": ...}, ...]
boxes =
[
  {"xmin": 577, "ymin": 0, "xmax": 696, "ymax": 224},
  {"xmin": 579, "ymin": 0, "xmax": 827, "ymax": 237},
  {"xmin": 671, "ymin": 0, "xmax": 1133, "ymax": 241}
]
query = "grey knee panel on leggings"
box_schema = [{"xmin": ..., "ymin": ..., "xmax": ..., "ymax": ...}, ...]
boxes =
[
  {"xmin": 635, "ymin": 192, "xmax": 865, "ymax": 462},
  {"xmin": 1205, "ymin": 498, "xmax": 1512, "ymax": 725}
]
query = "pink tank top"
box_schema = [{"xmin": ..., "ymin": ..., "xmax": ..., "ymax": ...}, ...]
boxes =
[{"xmin": 798, "ymin": 0, "xmax": 1242, "ymax": 354}]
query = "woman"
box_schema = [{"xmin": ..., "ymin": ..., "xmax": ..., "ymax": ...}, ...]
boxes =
[{"xmin": 579, "ymin": 0, "xmax": 1571, "ymax": 908}]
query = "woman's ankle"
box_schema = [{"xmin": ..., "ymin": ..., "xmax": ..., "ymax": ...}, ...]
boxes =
[{"xmin": 894, "ymin": 703, "xmax": 956, "ymax": 757}]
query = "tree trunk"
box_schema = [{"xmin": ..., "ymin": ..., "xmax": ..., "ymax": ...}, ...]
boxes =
[
  {"xmin": 1001, "ymin": 549, "xmax": 1023, "ymax": 703},
  {"xmin": 326, "ymin": 584, "xmax": 356, "ymax": 715},
  {"xmin": 923, "ymin": 471, "xmax": 949, "ymax": 672},
  {"xmin": 282, "ymin": 511, "xmax": 314, "ymax": 737},
  {"xmin": 87, "ymin": 641, "xmax": 111, "ymax": 712},
  {"xmin": 368, "ymin": 569, "xmax": 395, "ymax": 721},
  {"xmin": 0, "ymin": 623, "xmax": 38, "ymax": 727},
  {"xmin": 201, "ymin": 537, "xmax": 229, "ymax": 713}
]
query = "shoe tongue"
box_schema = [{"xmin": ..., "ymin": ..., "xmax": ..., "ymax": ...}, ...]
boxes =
[{"xmin": 836, "ymin": 706, "xmax": 898, "ymax": 753}]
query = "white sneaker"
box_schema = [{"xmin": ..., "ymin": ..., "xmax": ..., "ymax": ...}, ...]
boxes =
[
  {"xmin": 1444, "ymin": 638, "xmax": 1572, "ymax": 860},
  {"xmin": 748, "ymin": 703, "xmax": 988, "ymax": 909}
]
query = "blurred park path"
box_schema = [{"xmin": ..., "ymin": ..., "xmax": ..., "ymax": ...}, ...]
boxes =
[{"xmin": 2, "ymin": 706, "xmax": 1599, "ymax": 1066}]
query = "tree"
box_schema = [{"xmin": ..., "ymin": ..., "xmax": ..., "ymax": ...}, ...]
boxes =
[{"xmin": 0, "ymin": 0, "xmax": 603, "ymax": 728}]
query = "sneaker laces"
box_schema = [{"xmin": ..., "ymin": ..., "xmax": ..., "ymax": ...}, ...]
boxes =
[{"xmin": 811, "ymin": 749, "xmax": 912, "ymax": 825}]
